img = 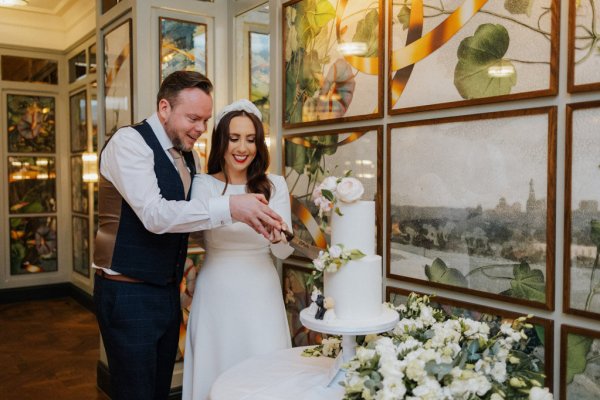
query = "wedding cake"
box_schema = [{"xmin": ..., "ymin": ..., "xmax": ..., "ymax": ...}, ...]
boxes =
[
  {"xmin": 308, "ymin": 175, "xmax": 383, "ymax": 322},
  {"xmin": 324, "ymin": 200, "xmax": 382, "ymax": 321}
]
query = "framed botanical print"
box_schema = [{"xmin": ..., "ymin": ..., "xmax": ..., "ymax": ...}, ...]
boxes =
[
  {"xmin": 388, "ymin": 0, "xmax": 559, "ymax": 114},
  {"xmin": 159, "ymin": 17, "xmax": 207, "ymax": 83},
  {"xmin": 70, "ymin": 90, "xmax": 87, "ymax": 153},
  {"xmin": 282, "ymin": 263, "xmax": 322, "ymax": 347},
  {"xmin": 564, "ymin": 101, "xmax": 600, "ymax": 319},
  {"xmin": 561, "ymin": 325, "xmax": 600, "ymax": 400},
  {"xmin": 8, "ymin": 156, "xmax": 56, "ymax": 214},
  {"xmin": 71, "ymin": 156, "xmax": 88, "ymax": 214},
  {"xmin": 387, "ymin": 108, "xmax": 556, "ymax": 309},
  {"xmin": 72, "ymin": 216, "xmax": 90, "ymax": 277},
  {"xmin": 9, "ymin": 217, "xmax": 57, "ymax": 275},
  {"xmin": 103, "ymin": 18, "xmax": 133, "ymax": 137},
  {"xmin": 387, "ymin": 286, "xmax": 553, "ymax": 390},
  {"xmin": 7, "ymin": 94, "xmax": 56, "ymax": 153},
  {"xmin": 568, "ymin": 0, "xmax": 600, "ymax": 92},
  {"xmin": 282, "ymin": 0, "xmax": 384, "ymax": 127},
  {"xmin": 249, "ymin": 30, "xmax": 270, "ymax": 135},
  {"xmin": 283, "ymin": 125, "xmax": 383, "ymax": 261}
]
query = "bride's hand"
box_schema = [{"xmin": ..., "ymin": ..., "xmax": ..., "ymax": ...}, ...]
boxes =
[{"xmin": 270, "ymin": 223, "xmax": 290, "ymax": 244}]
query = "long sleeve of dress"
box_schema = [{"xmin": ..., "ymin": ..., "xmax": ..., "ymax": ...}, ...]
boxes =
[{"xmin": 269, "ymin": 175, "xmax": 294, "ymax": 260}]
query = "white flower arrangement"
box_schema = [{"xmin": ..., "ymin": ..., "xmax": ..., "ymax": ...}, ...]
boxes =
[
  {"xmin": 341, "ymin": 293, "xmax": 551, "ymax": 400},
  {"xmin": 302, "ymin": 336, "xmax": 342, "ymax": 358},
  {"xmin": 312, "ymin": 172, "xmax": 365, "ymax": 218}
]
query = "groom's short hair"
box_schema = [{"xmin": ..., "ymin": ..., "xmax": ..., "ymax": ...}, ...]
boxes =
[{"xmin": 157, "ymin": 71, "xmax": 213, "ymax": 109}]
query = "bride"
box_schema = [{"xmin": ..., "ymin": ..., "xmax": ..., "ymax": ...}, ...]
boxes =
[{"xmin": 182, "ymin": 100, "xmax": 293, "ymax": 400}]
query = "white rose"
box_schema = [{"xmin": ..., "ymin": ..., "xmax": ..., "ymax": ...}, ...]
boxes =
[
  {"xmin": 529, "ymin": 387, "xmax": 553, "ymax": 400},
  {"xmin": 321, "ymin": 176, "xmax": 338, "ymax": 192},
  {"xmin": 328, "ymin": 245, "xmax": 342, "ymax": 258},
  {"xmin": 313, "ymin": 258, "xmax": 325, "ymax": 271},
  {"xmin": 336, "ymin": 177, "xmax": 364, "ymax": 203}
]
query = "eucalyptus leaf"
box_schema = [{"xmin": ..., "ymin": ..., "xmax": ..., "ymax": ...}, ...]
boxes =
[
  {"xmin": 566, "ymin": 333, "xmax": 593, "ymax": 384},
  {"xmin": 504, "ymin": 0, "xmax": 534, "ymax": 16},
  {"xmin": 454, "ymin": 24, "xmax": 516, "ymax": 99},
  {"xmin": 509, "ymin": 261, "xmax": 546, "ymax": 302},
  {"xmin": 425, "ymin": 257, "xmax": 468, "ymax": 287},
  {"xmin": 352, "ymin": 9, "xmax": 379, "ymax": 57}
]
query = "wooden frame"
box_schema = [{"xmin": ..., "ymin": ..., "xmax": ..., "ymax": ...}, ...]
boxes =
[
  {"xmin": 69, "ymin": 89, "xmax": 87, "ymax": 153},
  {"xmin": 282, "ymin": 263, "xmax": 322, "ymax": 347},
  {"xmin": 567, "ymin": 0, "xmax": 600, "ymax": 92},
  {"xmin": 103, "ymin": 18, "xmax": 133, "ymax": 137},
  {"xmin": 159, "ymin": 17, "xmax": 207, "ymax": 83},
  {"xmin": 564, "ymin": 101, "xmax": 600, "ymax": 319},
  {"xmin": 282, "ymin": 125, "xmax": 383, "ymax": 262},
  {"xmin": 388, "ymin": 0, "xmax": 560, "ymax": 114},
  {"xmin": 387, "ymin": 107, "xmax": 556, "ymax": 310},
  {"xmin": 281, "ymin": 0, "xmax": 384, "ymax": 128},
  {"xmin": 560, "ymin": 324, "xmax": 600, "ymax": 400},
  {"xmin": 387, "ymin": 286, "xmax": 554, "ymax": 390},
  {"xmin": 72, "ymin": 216, "xmax": 90, "ymax": 278}
]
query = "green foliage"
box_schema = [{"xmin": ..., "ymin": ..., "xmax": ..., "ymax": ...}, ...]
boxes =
[
  {"xmin": 352, "ymin": 9, "xmax": 379, "ymax": 57},
  {"xmin": 425, "ymin": 257, "xmax": 468, "ymax": 287},
  {"xmin": 284, "ymin": 134, "xmax": 339, "ymax": 183},
  {"xmin": 504, "ymin": 0, "xmax": 534, "ymax": 16},
  {"xmin": 508, "ymin": 262, "xmax": 546, "ymax": 302},
  {"xmin": 397, "ymin": 6, "xmax": 411, "ymax": 30},
  {"xmin": 566, "ymin": 333, "xmax": 593, "ymax": 384},
  {"xmin": 454, "ymin": 24, "xmax": 516, "ymax": 99}
]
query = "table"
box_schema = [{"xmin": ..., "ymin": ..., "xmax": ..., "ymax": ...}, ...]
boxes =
[{"xmin": 209, "ymin": 347, "xmax": 345, "ymax": 400}]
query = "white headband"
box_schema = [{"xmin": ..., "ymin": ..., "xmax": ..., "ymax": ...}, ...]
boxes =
[{"xmin": 214, "ymin": 99, "xmax": 262, "ymax": 129}]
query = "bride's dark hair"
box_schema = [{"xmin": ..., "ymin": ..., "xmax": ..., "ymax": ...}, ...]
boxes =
[{"xmin": 207, "ymin": 110, "xmax": 273, "ymax": 201}]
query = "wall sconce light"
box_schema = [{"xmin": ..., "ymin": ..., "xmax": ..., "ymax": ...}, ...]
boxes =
[{"xmin": 82, "ymin": 152, "xmax": 98, "ymax": 182}]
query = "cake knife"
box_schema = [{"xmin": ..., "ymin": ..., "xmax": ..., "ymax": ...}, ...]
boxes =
[{"xmin": 281, "ymin": 230, "xmax": 323, "ymax": 261}]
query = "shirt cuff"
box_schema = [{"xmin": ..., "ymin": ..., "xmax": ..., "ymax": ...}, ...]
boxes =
[{"xmin": 209, "ymin": 195, "xmax": 232, "ymax": 228}]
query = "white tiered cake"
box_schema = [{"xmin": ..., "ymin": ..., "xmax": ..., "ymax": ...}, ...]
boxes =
[{"xmin": 324, "ymin": 200, "xmax": 382, "ymax": 321}]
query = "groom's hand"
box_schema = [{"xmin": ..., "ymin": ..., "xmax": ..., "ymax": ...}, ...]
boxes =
[{"xmin": 230, "ymin": 194, "xmax": 283, "ymax": 239}]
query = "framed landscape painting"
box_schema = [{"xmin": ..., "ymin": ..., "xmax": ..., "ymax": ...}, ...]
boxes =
[
  {"xmin": 387, "ymin": 108, "xmax": 556, "ymax": 309},
  {"xmin": 283, "ymin": 125, "xmax": 383, "ymax": 261},
  {"xmin": 70, "ymin": 90, "xmax": 87, "ymax": 153},
  {"xmin": 282, "ymin": 0, "xmax": 384, "ymax": 127},
  {"xmin": 568, "ymin": 0, "xmax": 600, "ymax": 92},
  {"xmin": 7, "ymin": 94, "xmax": 56, "ymax": 153},
  {"xmin": 561, "ymin": 325, "xmax": 600, "ymax": 400},
  {"xmin": 159, "ymin": 17, "xmax": 207, "ymax": 83},
  {"xmin": 249, "ymin": 31, "xmax": 270, "ymax": 135},
  {"xmin": 282, "ymin": 263, "xmax": 322, "ymax": 347},
  {"xmin": 387, "ymin": 286, "xmax": 553, "ymax": 389},
  {"xmin": 10, "ymin": 217, "xmax": 57, "ymax": 275},
  {"xmin": 104, "ymin": 19, "xmax": 133, "ymax": 137},
  {"xmin": 8, "ymin": 156, "xmax": 56, "ymax": 214},
  {"xmin": 388, "ymin": 0, "xmax": 559, "ymax": 114},
  {"xmin": 72, "ymin": 216, "xmax": 90, "ymax": 277},
  {"xmin": 564, "ymin": 101, "xmax": 600, "ymax": 319}
]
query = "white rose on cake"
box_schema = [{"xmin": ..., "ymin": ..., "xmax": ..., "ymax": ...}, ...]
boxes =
[{"xmin": 336, "ymin": 177, "xmax": 364, "ymax": 203}]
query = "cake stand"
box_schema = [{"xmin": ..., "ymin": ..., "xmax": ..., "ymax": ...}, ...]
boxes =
[{"xmin": 300, "ymin": 305, "xmax": 399, "ymax": 385}]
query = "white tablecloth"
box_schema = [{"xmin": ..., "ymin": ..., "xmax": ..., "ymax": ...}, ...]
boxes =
[{"xmin": 209, "ymin": 347, "xmax": 345, "ymax": 400}]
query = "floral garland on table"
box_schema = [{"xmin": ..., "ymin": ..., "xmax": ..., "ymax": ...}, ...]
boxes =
[{"xmin": 341, "ymin": 293, "xmax": 552, "ymax": 400}]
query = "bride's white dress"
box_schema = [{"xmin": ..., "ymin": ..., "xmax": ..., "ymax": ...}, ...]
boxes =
[{"xmin": 182, "ymin": 174, "xmax": 293, "ymax": 400}]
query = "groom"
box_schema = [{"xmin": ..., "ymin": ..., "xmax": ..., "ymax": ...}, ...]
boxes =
[{"xmin": 93, "ymin": 71, "xmax": 283, "ymax": 400}]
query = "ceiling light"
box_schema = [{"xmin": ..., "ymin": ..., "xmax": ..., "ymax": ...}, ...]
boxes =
[{"xmin": 0, "ymin": 0, "xmax": 29, "ymax": 6}]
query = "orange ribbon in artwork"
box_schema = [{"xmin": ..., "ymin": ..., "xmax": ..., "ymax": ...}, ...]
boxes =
[{"xmin": 390, "ymin": 0, "xmax": 489, "ymax": 107}]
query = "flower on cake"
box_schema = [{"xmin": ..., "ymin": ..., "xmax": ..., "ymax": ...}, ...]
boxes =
[
  {"xmin": 341, "ymin": 293, "xmax": 551, "ymax": 400},
  {"xmin": 307, "ymin": 244, "xmax": 366, "ymax": 289},
  {"xmin": 312, "ymin": 172, "xmax": 364, "ymax": 218}
]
